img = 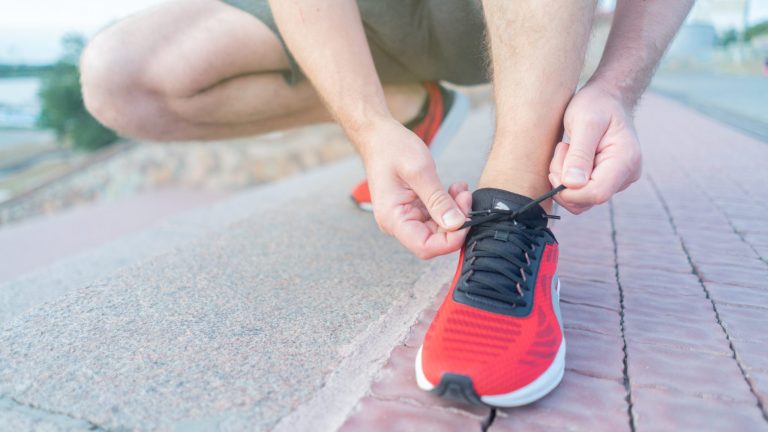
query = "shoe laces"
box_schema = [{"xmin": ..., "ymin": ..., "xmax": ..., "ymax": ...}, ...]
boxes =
[{"xmin": 457, "ymin": 185, "xmax": 565, "ymax": 307}]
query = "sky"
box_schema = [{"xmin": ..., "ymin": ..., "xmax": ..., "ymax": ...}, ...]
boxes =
[
  {"xmin": 0, "ymin": 0, "xmax": 165, "ymax": 64},
  {"xmin": 1, "ymin": 0, "xmax": 768, "ymax": 64}
]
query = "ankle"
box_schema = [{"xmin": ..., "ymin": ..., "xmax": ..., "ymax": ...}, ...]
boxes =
[{"xmin": 476, "ymin": 178, "xmax": 554, "ymax": 213}]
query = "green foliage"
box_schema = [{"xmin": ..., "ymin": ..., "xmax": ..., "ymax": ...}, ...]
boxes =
[
  {"xmin": 719, "ymin": 29, "xmax": 739, "ymax": 47},
  {"xmin": 0, "ymin": 64, "xmax": 53, "ymax": 78},
  {"xmin": 37, "ymin": 33, "xmax": 118, "ymax": 151},
  {"xmin": 746, "ymin": 20, "xmax": 768, "ymax": 41}
]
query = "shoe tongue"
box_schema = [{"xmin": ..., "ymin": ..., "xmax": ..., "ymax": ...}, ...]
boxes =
[{"xmin": 471, "ymin": 188, "xmax": 548, "ymax": 229}]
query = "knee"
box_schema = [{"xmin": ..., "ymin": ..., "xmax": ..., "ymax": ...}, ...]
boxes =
[{"xmin": 80, "ymin": 32, "xmax": 168, "ymax": 139}]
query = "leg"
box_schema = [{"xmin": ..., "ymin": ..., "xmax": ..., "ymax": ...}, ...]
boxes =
[
  {"xmin": 81, "ymin": 0, "xmax": 424, "ymax": 141},
  {"xmin": 478, "ymin": 0, "xmax": 597, "ymax": 211}
]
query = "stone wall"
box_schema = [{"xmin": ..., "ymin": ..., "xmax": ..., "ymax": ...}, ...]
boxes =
[{"xmin": 0, "ymin": 123, "xmax": 354, "ymax": 224}]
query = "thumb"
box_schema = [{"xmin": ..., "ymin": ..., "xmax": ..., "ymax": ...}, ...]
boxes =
[
  {"xmin": 562, "ymin": 118, "xmax": 605, "ymax": 189},
  {"xmin": 407, "ymin": 165, "xmax": 465, "ymax": 230}
]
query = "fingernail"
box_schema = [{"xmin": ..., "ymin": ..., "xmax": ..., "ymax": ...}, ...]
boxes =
[
  {"xmin": 564, "ymin": 167, "xmax": 587, "ymax": 184},
  {"xmin": 442, "ymin": 209, "xmax": 464, "ymax": 228}
]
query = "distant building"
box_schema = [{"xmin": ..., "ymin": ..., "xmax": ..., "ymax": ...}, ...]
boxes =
[{"xmin": 665, "ymin": 23, "xmax": 718, "ymax": 65}]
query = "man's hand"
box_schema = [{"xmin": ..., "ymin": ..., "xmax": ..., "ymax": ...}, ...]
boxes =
[
  {"xmin": 361, "ymin": 118, "xmax": 471, "ymax": 259},
  {"xmin": 548, "ymin": 81, "xmax": 642, "ymax": 214}
]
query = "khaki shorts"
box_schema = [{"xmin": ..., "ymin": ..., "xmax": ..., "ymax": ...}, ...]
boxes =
[{"xmin": 222, "ymin": 0, "xmax": 489, "ymax": 86}]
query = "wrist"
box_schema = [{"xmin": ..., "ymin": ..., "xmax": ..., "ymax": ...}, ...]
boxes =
[
  {"xmin": 586, "ymin": 72, "xmax": 641, "ymax": 111},
  {"xmin": 344, "ymin": 113, "xmax": 399, "ymax": 160}
]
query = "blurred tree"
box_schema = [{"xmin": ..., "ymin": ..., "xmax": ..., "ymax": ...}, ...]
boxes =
[
  {"xmin": 745, "ymin": 21, "xmax": 768, "ymax": 41},
  {"xmin": 37, "ymin": 33, "xmax": 118, "ymax": 151},
  {"xmin": 719, "ymin": 29, "xmax": 739, "ymax": 47}
]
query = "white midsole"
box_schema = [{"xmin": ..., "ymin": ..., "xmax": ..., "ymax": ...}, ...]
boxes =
[{"xmin": 415, "ymin": 338, "xmax": 565, "ymax": 408}]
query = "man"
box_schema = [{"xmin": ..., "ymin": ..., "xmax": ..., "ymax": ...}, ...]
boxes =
[{"xmin": 81, "ymin": 0, "xmax": 692, "ymax": 407}]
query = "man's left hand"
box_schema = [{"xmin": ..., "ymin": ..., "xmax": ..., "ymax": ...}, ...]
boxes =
[{"xmin": 548, "ymin": 81, "xmax": 642, "ymax": 214}]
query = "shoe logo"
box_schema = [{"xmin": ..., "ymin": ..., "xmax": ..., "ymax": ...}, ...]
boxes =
[{"xmin": 493, "ymin": 200, "xmax": 510, "ymax": 211}]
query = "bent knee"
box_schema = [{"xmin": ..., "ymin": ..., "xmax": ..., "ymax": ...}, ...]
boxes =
[
  {"xmin": 80, "ymin": 34, "xmax": 177, "ymax": 140},
  {"xmin": 81, "ymin": 33, "xmax": 144, "ymax": 130}
]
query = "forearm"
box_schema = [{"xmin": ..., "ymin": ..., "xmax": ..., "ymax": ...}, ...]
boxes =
[
  {"xmin": 268, "ymin": 0, "xmax": 390, "ymax": 152},
  {"xmin": 590, "ymin": 0, "xmax": 693, "ymax": 108}
]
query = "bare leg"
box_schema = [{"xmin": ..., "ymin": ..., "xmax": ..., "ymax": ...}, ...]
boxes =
[
  {"xmin": 81, "ymin": 0, "xmax": 424, "ymax": 141},
  {"xmin": 478, "ymin": 1, "xmax": 597, "ymax": 211}
]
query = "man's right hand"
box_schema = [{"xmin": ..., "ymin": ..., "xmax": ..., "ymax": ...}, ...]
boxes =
[{"xmin": 358, "ymin": 118, "xmax": 471, "ymax": 259}]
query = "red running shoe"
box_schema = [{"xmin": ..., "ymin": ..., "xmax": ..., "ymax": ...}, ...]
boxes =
[
  {"xmin": 415, "ymin": 187, "xmax": 565, "ymax": 407},
  {"xmin": 350, "ymin": 82, "xmax": 469, "ymax": 211}
]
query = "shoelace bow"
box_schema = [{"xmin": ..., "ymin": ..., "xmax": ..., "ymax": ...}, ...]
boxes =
[{"xmin": 457, "ymin": 185, "xmax": 566, "ymax": 307}]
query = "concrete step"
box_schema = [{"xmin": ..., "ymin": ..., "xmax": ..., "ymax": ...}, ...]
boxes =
[{"xmin": 0, "ymin": 103, "xmax": 493, "ymax": 431}]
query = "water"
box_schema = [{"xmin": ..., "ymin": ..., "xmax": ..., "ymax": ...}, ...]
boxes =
[{"xmin": 0, "ymin": 77, "xmax": 41, "ymax": 128}]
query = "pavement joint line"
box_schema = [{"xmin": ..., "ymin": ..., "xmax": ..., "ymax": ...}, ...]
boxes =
[
  {"xmin": 647, "ymin": 174, "xmax": 768, "ymax": 423},
  {"xmin": 271, "ymin": 254, "xmax": 453, "ymax": 432},
  {"xmin": 609, "ymin": 199, "xmax": 638, "ymax": 432},
  {"xmin": 680, "ymin": 167, "xmax": 768, "ymax": 267},
  {"xmin": 0, "ymin": 395, "xmax": 105, "ymax": 431}
]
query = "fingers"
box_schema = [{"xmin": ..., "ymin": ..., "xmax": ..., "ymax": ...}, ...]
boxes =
[
  {"xmin": 449, "ymin": 182, "xmax": 472, "ymax": 217},
  {"xmin": 561, "ymin": 116, "xmax": 607, "ymax": 189},
  {"xmin": 548, "ymin": 141, "xmax": 568, "ymax": 182},
  {"xmin": 386, "ymin": 181, "xmax": 471, "ymax": 259},
  {"xmin": 550, "ymin": 158, "xmax": 631, "ymax": 214},
  {"xmin": 392, "ymin": 218, "xmax": 468, "ymax": 259},
  {"xmin": 402, "ymin": 161, "xmax": 466, "ymax": 231}
]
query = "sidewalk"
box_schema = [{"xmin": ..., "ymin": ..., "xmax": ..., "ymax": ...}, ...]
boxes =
[{"xmin": 0, "ymin": 93, "xmax": 766, "ymax": 431}]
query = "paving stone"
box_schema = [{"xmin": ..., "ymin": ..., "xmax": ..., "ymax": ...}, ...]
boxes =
[
  {"xmin": 557, "ymin": 259, "xmax": 617, "ymax": 284},
  {"xmin": 632, "ymin": 388, "xmax": 767, "ymax": 432},
  {"xmin": 559, "ymin": 279, "xmax": 620, "ymax": 312},
  {"xmin": 619, "ymin": 268, "xmax": 703, "ymax": 298},
  {"xmin": 492, "ymin": 373, "xmax": 630, "ymax": 432},
  {"xmin": 695, "ymin": 263, "xmax": 768, "ymax": 289},
  {"xmin": 338, "ymin": 397, "xmax": 482, "ymax": 432},
  {"xmin": 687, "ymin": 250, "xmax": 767, "ymax": 269},
  {"xmin": 622, "ymin": 288, "xmax": 718, "ymax": 321},
  {"xmin": 556, "ymin": 248, "xmax": 615, "ymax": 267},
  {"xmin": 627, "ymin": 343, "xmax": 754, "ymax": 403},
  {"xmin": 685, "ymin": 241, "xmax": 756, "ymax": 261},
  {"xmin": 623, "ymin": 309, "xmax": 732, "ymax": 355},
  {"xmin": 561, "ymin": 302, "xmax": 621, "ymax": 337},
  {"xmin": 706, "ymin": 282, "xmax": 768, "ymax": 310},
  {"xmin": 564, "ymin": 329, "xmax": 625, "ymax": 381},
  {"xmin": 717, "ymin": 303, "xmax": 768, "ymax": 344},
  {"xmin": 616, "ymin": 245, "xmax": 692, "ymax": 274}
]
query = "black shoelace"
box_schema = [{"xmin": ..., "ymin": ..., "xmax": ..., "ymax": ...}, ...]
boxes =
[{"xmin": 457, "ymin": 185, "xmax": 566, "ymax": 307}]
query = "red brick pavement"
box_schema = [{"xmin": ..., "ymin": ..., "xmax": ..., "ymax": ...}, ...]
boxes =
[{"xmin": 338, "ymin": 94, "xmax": 768, "ymax": 431}]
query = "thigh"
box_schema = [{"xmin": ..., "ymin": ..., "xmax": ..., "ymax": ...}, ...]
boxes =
[
  {"xmin": 92, "ymin": 0, "xmax": 290, "ymax": 97},
  {"xmin": 358, "ymin": 0, "xmax": 489, "ymax": 85}
]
